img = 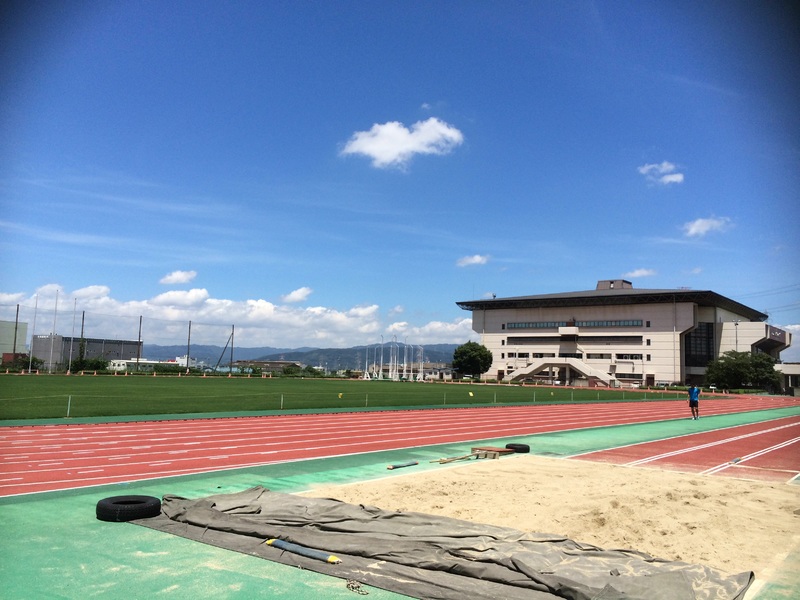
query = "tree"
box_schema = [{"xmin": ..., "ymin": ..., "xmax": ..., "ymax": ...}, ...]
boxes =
[
  {"xmin": 1, "ymin": 354, "xmax": 43, "ymax": 372},
  {"xmin": 452, "ymin": 341, "xmax": 493, "ymax": 379},
  {"xmin": 71, "ymin": 356, "xmax": 109, "ymax": 372},
  {"xmin": 704, "ymin": 351, "xmax": 781, "ymax": 392}
]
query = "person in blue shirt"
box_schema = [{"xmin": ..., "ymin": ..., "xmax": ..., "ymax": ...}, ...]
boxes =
[{"xmin": 688, "ymin": 385, "xmax": 700, "ymax": 420}]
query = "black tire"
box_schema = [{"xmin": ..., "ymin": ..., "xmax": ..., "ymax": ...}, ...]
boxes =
[
  {"xmin": 96, "ymin": 495, "xmax": 162, "ymax": 522},
  {"xmin": 505, "ymin": 443, "xmax": 530, "ymax": 453}
]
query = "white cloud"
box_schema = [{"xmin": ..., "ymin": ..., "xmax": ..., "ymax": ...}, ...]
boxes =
[
  {"xmin": 0, "ymin": 292, "xmax": 27, "ymax": 304},
  {"xmin": 281, "ymin": 287, "xmax": 313, "ymax": 303},
  {"xmin": 151, "ymin": 288, "xmax": 210, "ymax": 307},
  {"xmin": 396, "ymin": 318, "xmax": 474, "ymax": 345},
  {"xmin": 623, "ymin": 268, "xmax": 656, "ymax": 278},
  {"xmin": 682, "ymin": 217, "xmax": 731, "ymax": 237},
  {"xmin": 341, "ymin": 117, "xmax": 464, "ymax": 169},
  {"xmin": 457, "ymin": 254, "xmax": 489, "ymax": 267},
  {"xmin": 160, "ymin": 270, "xmax": 197, "ymax": 284},
  {"xmin": 659, "ymin": 173, "xmax": 684, "ymax": 185},
  {"xmin": 638, "ymin": 161, "xmax": 685, "ymax": 185},
  {"xmin": 387, "ymin": 321, "xmax": 409, "ymax": 333},
  {"xmin": 73, "ymin": 285, "xmax": 111, "ymax": 299},
  {"xmin": 0, "ymin": 284, "xmax": 474, "ymax": 349}
]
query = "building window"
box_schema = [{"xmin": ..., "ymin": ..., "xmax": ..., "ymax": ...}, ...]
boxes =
[
  {"xmin": 686, "ymin": 322, "xmax": 715, "ymax": 367},
  {"xmin": 616, "ymin": 373, "xmax": 643, "ymax": 380},
  {"xmin": 646, "ymin": 339, "xmax": 651, "ymax": 346},
  {"xmin": 615, "ymin": 354, "xmax": 643, "ymax": 360},
  {"xmin": 559, "ymin": 353, "xmax": 582, "ymax": 358},
  {"xmin": 646, "ymin": 321, "xmax": 651, "ymax": 327},
  {"xmin": 646, "ymin": 354, "xmax": 651, "ymax": 361}
]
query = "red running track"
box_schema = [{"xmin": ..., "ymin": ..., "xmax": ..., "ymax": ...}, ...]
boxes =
[
  {"xmin": 1, "ymin": 396, "xmax": 797, "ymax": 497},
  {"xmin": 574, "ymin": 415, "xmax": 800, "ymax": 483}
]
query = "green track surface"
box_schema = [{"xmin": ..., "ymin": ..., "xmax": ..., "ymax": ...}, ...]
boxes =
[{"xmin": 1, "ymin": 406, "xmax": 797, "ymax": 599}]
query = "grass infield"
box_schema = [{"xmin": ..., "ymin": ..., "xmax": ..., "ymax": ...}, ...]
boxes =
[{"xmin": 0, "ymin": 375, "xmax": 684, "ymax": 420}]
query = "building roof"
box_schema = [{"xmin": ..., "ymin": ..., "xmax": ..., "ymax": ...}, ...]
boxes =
[{"xmin": 456, "ymin": 285, "xmax": 768, "ymax": 321}]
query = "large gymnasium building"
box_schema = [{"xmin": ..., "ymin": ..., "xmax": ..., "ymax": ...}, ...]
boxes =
[{"xmin": 456, "ymin": 279, "xmax": 792, "ymax": 388}]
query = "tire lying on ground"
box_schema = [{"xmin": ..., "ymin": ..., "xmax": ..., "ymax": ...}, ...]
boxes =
[
  {"xmin": 505, "ymin": 443, "xmax": 530, "ymax": 453},
  {"xmin": 96, "ymin": 495, "xmax": 162, "ymax": 522}
]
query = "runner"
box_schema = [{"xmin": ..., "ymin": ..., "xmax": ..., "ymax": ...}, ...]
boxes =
[{"xmin": 688, "ymin": 385, "xmax": 700, "ymax": 420}]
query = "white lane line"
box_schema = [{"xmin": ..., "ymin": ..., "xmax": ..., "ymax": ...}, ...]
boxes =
[
  {"xmin": 702, "ymin": 436, "xmax": 800, "ymax": 475},
  {"xmin": 625, "ymin": 422, "xmax": 800, "ymax": 466}
]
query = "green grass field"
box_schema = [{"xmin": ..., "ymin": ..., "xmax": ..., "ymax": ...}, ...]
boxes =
[{"xmin": 0, "ymin": 374, "xmax": 685, "ymax": 420}]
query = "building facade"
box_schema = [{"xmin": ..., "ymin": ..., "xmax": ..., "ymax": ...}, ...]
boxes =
[
  {"xmin": 456, "ymin": 280, "xmax": 792, "ymax": 387},
  {"xmin": 31, "ymin": 334, "xmax": 143, "ymax": 372},
  {"xmin": 0, "ymin": 320, "xmax": 28, "ymax": 358}
]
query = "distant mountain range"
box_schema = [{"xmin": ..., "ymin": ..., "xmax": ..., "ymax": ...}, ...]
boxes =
[{"xmin": 142, "ymin": 343, "xmax": 459, "ymax": 370}]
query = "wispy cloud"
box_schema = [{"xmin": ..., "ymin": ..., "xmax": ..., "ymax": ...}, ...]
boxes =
[
  {"xmin": 682, "ymin": 217, "xmax": 731, "ymax": 237},
  {"xmin": 623, "ymin": 268, "xmax": 656, "ymax": 278},
  {"xmin": 281, "ymin": 287, "xmax": 313, "ymax": 303},
  {"xmin": 341, "ymin": 117, "xmax": 464, "ymax": 169},
  {"xmin": 456, "ymin": 254, "xmax": 490, "ymax": 267},
  {"xmin": 638, "ymin": 161, "xmax": 684, "ymax": 186},
  {"xmin": 0, "ymin": 219, "xmax": 128, "ymax": 248},
  {"xmin": 160, "ymin": 270, "xmax": 197, "ymax": 285}
]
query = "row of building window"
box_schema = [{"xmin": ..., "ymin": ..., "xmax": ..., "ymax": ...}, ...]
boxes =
[
  {"xmin": 505, "ymin": 320, "xmax": 646, "ymax": 329},
  {"xmin": 503, "ymin": 353, "xmax": 651, "ymax": 361},
  {"xmin": 505, "ymin": 335, "xmax": 644, "ymax": 345}
]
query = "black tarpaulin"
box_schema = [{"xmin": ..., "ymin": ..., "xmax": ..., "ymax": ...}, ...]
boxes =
[{"xmin": 135, "ymin": 486, "xmax": 753, "ymax": 600}]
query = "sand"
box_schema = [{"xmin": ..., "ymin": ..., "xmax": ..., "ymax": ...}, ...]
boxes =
[{"xmin": 301, "ymin": 455, "xmax": 799, "ymax": 579}]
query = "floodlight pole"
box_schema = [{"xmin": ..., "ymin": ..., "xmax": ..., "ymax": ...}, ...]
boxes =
[
  {"xmin": 229, "ymin": 325, "xmax": 235, "ymax": 373},
  {"xmin": 136, "ymin": 316, "xmax": 143, "ymax": 372},
  {"xmin": 47, "ymin": 289, "xmax": 58, "ymax": 373},
  {"xmin": 380, "ymin": 335, "xmax": 384, "ymax": 380},
  {"xmin": 186, "ymin": 320, "xmax": 192, "ymax": 373},
  {"xmin": 28, "ymin": 294, "xmax": 39, "ymax": 373},
  {"xmin": 67, "ymin": 298, "xmax": 77, "ymax": 374}
]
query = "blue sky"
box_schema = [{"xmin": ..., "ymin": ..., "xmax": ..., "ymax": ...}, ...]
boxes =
[{"xmin": 2, "ymin": 1, "xmax": 798, "ymax": 358}]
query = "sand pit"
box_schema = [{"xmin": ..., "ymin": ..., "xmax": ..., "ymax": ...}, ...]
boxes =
[{"xmin": 301, "ymin": 455, "xmax": 799, "ymax": 579}]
